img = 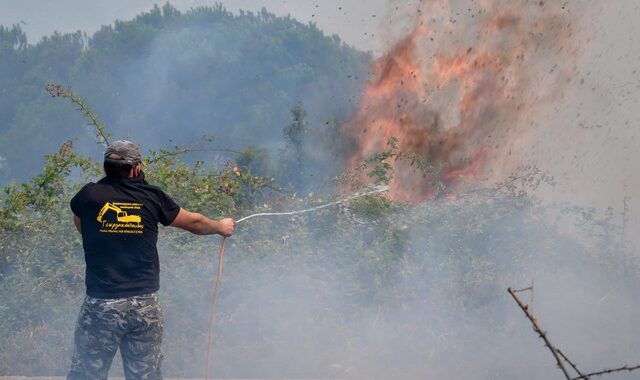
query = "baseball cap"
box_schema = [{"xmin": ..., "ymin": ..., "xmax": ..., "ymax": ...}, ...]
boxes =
[{"xmin": 104, "ymin": 140, "xmax": 142, "ymax": 165}]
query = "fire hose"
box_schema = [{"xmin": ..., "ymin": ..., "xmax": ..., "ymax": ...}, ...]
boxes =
[{"xmin": 204, "ymin": 185, "xmax": 389, "ymax": 379}]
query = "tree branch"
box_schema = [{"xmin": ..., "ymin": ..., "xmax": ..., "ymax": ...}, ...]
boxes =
[
  {"xmin": 507, "ymin": 287, "xmax": 572, "ymax": 379},
  {"xmin": 509, "ymin": 286, "xmax": 640, "ymax": 380},
  {"xmin": 556, "ymin": 348, "xmax": 587, "ymax": 378},
  {"xmin": 571, "ymin": 364, "xmax": 640, "ymax": 379},
  {"xmin": 45, "ymin": 83, "xmax": 111, "ymax": 146}
]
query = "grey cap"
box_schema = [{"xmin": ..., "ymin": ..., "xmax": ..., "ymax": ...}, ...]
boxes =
[{"xmin": 104, "ymin": 140, "xmax": 142, "ymax": 165}]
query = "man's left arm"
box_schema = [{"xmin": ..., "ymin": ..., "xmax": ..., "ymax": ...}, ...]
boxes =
[{"xmin": 73, "ymin": 215, "xmax": 81, "ymax": 232}]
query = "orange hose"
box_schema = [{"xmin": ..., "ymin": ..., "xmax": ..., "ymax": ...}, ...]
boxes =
[{"xmin": 205, "ymin": 236, "xmax": 226, "ymax": 380}]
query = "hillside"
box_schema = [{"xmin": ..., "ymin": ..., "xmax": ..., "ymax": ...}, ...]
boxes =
[{"xmin": 0, "ymin": 3, "xmax": 369, "ymax": 184}]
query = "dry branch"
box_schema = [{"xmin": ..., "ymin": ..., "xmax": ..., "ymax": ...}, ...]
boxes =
[
  {"xmin": 507, "ymin": 287, "xmax": 572, "ymax": 379},
  {"xmin": 571, "ymin": 364, "xmax": 640, "ymax": 379},
  {"xmin": 556, "ymin": 348, "xmax": 586, "ymax": 378},
  {"xmin": 45, "ymin": 83, "xmax": 111, "ymax": 146},
  {"xmin": 509, "ymin": 286, "xmax": 640, "ymax": 380}
]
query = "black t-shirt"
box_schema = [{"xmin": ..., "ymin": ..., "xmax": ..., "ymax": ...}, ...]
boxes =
[{"xmin": 70, "ymin": 173, "xmax": 180, "ymax": 298}]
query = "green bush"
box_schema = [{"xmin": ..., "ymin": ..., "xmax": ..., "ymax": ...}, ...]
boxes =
[
  {"xmin": 1, "ymin": 91, "xmax": 638, "ymax": 378},
  {"xmin": 1, "ymin": 140, "xmax": 637, "ymax": 378}
]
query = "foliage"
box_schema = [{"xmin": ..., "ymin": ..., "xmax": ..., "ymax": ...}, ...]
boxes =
[
  {"xmin": 336, "ymin": 136, "xmax": 445, "ymax": 193},
  {"xmin": 1, "ymin": 127, "xmax": 638, "ymax": 377},
  {"xmin": 0, "ymin": 27, "xmax": 638, "ymax": 378},
  {"xmin": 279, "ymin": 102, "xmax": 309, "ymax": 191},
  {"xmin": 44, "ymin": 84, "xmax": 111, "ymax": 146},
  {"xmin": 283, "ymin": 102, "xmax": 307, "ymax": 149},
  {"xmin": 0, "ymin": 3, "xmax": 369, "ymax": 184},
  {"xmin": 235, "ymin": 146, "xmax": 271, "ymax": 177},
  {"xmin": 0, "ymin": 134, "xmax": 277, "ymax": 374}
]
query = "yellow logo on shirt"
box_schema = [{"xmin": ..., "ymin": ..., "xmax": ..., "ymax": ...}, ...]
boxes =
[{"xmin": 97, "ymin": 202, "xmax": 144, "ymax": 234}]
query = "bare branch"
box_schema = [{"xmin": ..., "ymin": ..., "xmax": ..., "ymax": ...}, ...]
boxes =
[
  {"xmin": 45, "ymin": 83, "xmax": 111, "ymax": 146},
  {"xmin": 571, "ymin": 364, "xmax": 640, "ymax": 379},
  {"xmin": 510, "ymin": 285, "xmax": 640, "ymax": 380},
  {"xmin": 556, "ymin": 348, "xmax": 587, "ymax": 379},
  {"xmin": 507, "ymin": 287, "xmax": 573, "ymax": 380}
]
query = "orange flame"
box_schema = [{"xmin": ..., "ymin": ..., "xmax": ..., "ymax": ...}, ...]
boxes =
[{"xmin": 343, "ymin": 0, "xmax": 579, "ymax": 202}]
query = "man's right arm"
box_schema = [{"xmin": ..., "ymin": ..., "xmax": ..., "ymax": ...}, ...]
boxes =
[{"xmin": 170, "ymin": 208, "xmax": 235, "ymax": 237}]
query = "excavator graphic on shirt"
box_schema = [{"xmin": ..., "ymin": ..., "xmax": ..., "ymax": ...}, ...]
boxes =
[{"xmin": 97, "ymin": 202, "xmax": 142, "ymax": 224}]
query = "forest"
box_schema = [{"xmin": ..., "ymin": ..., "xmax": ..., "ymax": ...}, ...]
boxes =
[{"xmin": 0, "ymin": 3, "xmax": 368, "ymax": 187}]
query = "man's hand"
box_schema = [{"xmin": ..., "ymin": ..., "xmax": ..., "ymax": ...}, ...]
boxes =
[
  {"xmin": 170, "ymin": 208, "xmax": 236, "ymax": 236},
  {"xmin": 218, "ymin": 217, "xmax": 236, "ymax": 237}
]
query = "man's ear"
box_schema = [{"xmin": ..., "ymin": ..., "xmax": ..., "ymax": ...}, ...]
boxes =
[{"xmin": 131, "ymin": 165, "xmax": 142, "ymax": 177}]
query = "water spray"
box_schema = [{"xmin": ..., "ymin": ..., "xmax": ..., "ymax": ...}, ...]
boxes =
[
  {"xmin": 236, "ymin": 185, "xmax": 390, "ymax": 223},
  {"xmin": 204, "ymin": 185, "xmax": 390, "ymax": 379}
]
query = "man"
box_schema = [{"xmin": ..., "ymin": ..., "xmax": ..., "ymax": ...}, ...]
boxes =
[{"xmin": 68, "ymin": 140, "xmax": 235, "ymax": 380}]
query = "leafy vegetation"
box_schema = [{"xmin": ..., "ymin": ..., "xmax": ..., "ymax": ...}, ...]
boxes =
[
  {"xmin": 1, "ymin": 87, "xmax": 638, "ymax": 378},
  {"xmin": 1, "ymin": 5, "xmax": 639, "ymax": 378},
  {"xmin": 0, "ymin": 3, "xmax": 368, "ymax": 184}
]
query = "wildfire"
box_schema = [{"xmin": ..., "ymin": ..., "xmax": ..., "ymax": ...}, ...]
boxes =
[{"xmin": 343, "ymin": 0, "xmax": 579, "ymax": 202}]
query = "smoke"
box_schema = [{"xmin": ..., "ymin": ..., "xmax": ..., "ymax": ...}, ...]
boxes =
[
  {"xmin": 148, "ymin": 188, "xmax": 640, "ymax": 379},
  {"xmin": 94, "ymin": 16, "xmax": 366, "ymax": 193},
  {"xmin": 3, "ymin": 1, "xmax": 640, "ymax": 379},
  {"xmin": 342, "ymin": 0, "xmax": 584, "ymax": 202},
  {"xmin": 143, "ymin": 1, "xmax": 640, "ymax": 379},
  {"xmin": 0, "ymin": 5, "xmax": 368, "ymax": 185}
]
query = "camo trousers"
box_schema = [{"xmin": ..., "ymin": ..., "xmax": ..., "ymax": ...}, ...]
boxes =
[{"xmin": 67, "ymin": 292, "xmax": 164, "ymax": 380}]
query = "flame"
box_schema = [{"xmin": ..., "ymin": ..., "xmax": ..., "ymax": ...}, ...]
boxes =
[{"xmin": 343, "ymin": 0, "xmax": 579, "ymax": 202}]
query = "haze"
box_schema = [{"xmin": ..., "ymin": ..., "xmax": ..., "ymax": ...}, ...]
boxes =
[{"xmin": 1, "ymin": 0, "xmax": 639, "ymax": 238}]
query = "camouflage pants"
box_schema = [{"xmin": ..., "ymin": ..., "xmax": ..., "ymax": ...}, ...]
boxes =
[{"xmin": 67, "ymin": 292, "xmax": 164, "ymax": 380}]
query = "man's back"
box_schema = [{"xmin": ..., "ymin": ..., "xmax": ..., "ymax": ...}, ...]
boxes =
[
  {"xmin": 68, "ymin": 140, "xmax": 234, "ymax": 380},
  {"xmin": 70, "ymin": 173, "xmax": 180, "ymax": 299}
]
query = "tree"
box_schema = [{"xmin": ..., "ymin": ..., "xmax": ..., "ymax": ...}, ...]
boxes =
[{"xmin": 0, "ymin": 4, "xmax": 368, "ymax": 184}]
